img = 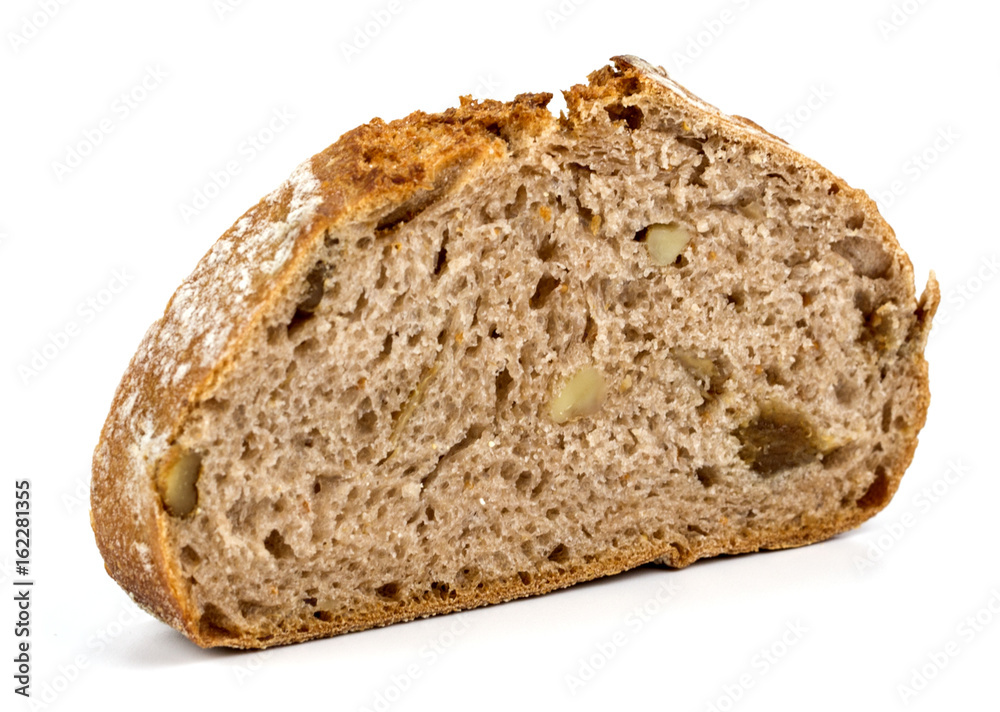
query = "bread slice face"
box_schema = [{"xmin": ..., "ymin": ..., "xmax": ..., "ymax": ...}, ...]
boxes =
[{"xmin": 91, "ymin": 56, "xmax": 937, "ymax": 648}]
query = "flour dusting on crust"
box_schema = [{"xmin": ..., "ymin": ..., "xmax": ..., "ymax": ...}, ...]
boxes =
[
  {"xmin": 122, "ymin": 158, "xmax": 322, "ymax": 468},
  {"xmin": 159, "ymin": 160, "xmax": 319, "ymax": 389}
]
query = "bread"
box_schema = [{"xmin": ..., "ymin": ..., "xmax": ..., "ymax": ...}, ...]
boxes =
[{"xmin": 90, "ymin": 55, "xmax": 937, "ymax": 649}]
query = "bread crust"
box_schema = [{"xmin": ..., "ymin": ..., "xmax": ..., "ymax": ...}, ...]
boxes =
[{"xmin": 91, "ymin": 56, "xmax": 937, "ymax": 648}]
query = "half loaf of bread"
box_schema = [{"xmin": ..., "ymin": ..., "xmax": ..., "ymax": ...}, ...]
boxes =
[{"xmin": 91, "ymin": 56, "xmax": 937, "ymax": 648}]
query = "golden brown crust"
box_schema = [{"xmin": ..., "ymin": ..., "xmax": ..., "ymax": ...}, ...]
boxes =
[{"xmin": 91, "ymin": 58, "xmax": 936, "ymax": 648}]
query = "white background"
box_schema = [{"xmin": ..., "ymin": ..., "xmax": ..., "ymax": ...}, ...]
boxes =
[{"xmin": 2, "ymin": 1, "xmax": 998, "ymax": 710}]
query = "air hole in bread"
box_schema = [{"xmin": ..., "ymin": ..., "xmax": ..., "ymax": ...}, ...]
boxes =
[
  {"xmin": 576, "ymin": 202, "xmax": 597, "ymax": 232},
  {"xmin": 264, "ymin": 530, "xmax": 294, "ymax": 559},
  {"xmin": 833, "ymin": 236, "xmax": 892, "ymax": 279},
  {"xmin": 433, "ymin": 229, "xmax": 450, "ymax": 276},
  {"xmin": 302, "ymin": 428, "xmax": 321, "ymax": 449},
  {"xmin": 482, "ymin": 121, "xmax": 504, "ymax": 141},
  {"xmin": 881, "ymin": 401, "xmax": 893, "ymax": 433},
  {"xmin": 296, "ymin": 263, "xmax": 327, "ymax": 322},
  {"xmin": 695, "ymin": 466, "xmax": 720, "ymax": 488},
  {"xmin": 821, "ymin": 444, "xmax": 855, "ymax": 469},
  {"xmin": 857, "ymin": 466, "xmax": 889, "ymax": 509},
  {"xmin": 180, "ymin": 545, "xmax": 201, "ymax": 566},
  {"xmin": 605, "ymin": 102, "xmax": 644, "ymax": 130},
  {"xmin": 689, "ymin": 157, "xmax": 709, "ymax": 188},
  {"xmin": 456, "ymin": 566, "xmax": 481, "ymax": 588},
  {"xmin": 199, "ymin": 604, "xmax": 237, "ymax": 637},
  {"xmin": 582, "ymin": 313, "xmax": 597, "ymax": 344},
  {"xmin": 854, "ymin": 289, "xmax": 878, "ymax": 320},
  {"xmin": 433, "ymin": 246, "xmax": 448, "ymax": 276},
  {"xmin": 618, "ymin": 280, "xmax": 650, "ymax": 310},
  {"xmin": 239, "ymin": 436, "xmax": 256, "ymax": 461},
  {"xmin": 495, "ymin": 367, "xmax": 513, "ymax": 404},
  {"xmin": 376, "ymin": 189, "xmax": 444, "ymax": 234},
  {"xmin": 619, "ymin": 75, "xmax": 642, "ymax": 96},
  {"xmin": 505, "ymin": 185, "xmax": 528, "ymax": 220},
  {"xmin": 239, "ymin": 600, "xmax": 278, "ymax": 619},
  {"xmin": 764, "ymin": 367, "xmax": 785, "ymax": 387},
  {"xmin": 530, "ymin": 274, "xmax": 560, "ymax": 309},
  {"xmin": 374, "ymin": 261, "xmax": 389, "ymax": 289},
  {"xmin": 727, "ymin": 289, "xmax": 746, "ymax": 311},
  {"xmin": 293, "ymin": 339, "xmax": 315, "ymax": 358},
  {"xmin": 376, "ymin": 582, "xmax": 401, "ymax": 599},
  {"xmin": 547, "ymin": 543, "xmax": 570, "ymax": 564},
  {"xmin": 357, "ymin": 399, "xmax": 377, "ymax": 433},
  {"xmin": 834, "ymin": 376, "xmax": 858, "ymax": 405},
  {"xmin": 623, "ymin": 325, "xmax": 643, "ymax": 343},
  {"xmin": 530, "ymin": 471, "xmax": 552, "ymax": 500},
  {"xmin": 678, "ymin": 136, "xmax": 706, "ymax": 153},
  {"xmin": 667, "ymin": 542, "xmax": 689, "ymax": 563},
  {"xmin": 347, "ymin": 290, "xmax": 368, "ymax": 321},
  {"xmin": 377, "ymin": 333, "xmax": 393, "ymax": 363},
  {"xmin": 537, "ymin": 233, "xmax": 558, "ymax": 262},
  {"xmin": 429, "ymin": 581, "xmax": 455, "ymax": 600}
]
